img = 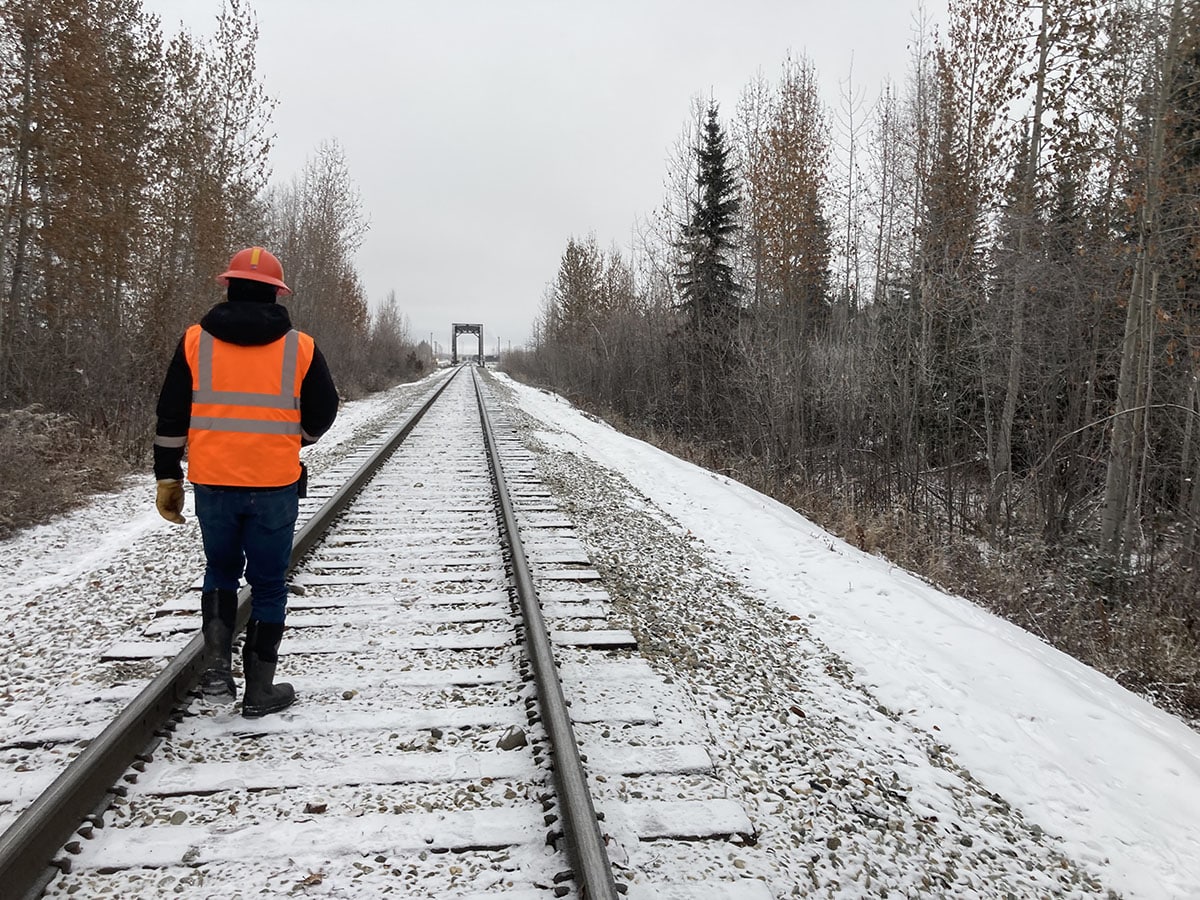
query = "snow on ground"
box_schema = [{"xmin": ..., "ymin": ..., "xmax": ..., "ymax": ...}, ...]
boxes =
[
  {"xmin": 495, "ymin": 372, "xmax": 1200, "ymax": 900},
  {"xmin": 2, "ymin": 369, "xmax": 1199, "ymax": 898}
]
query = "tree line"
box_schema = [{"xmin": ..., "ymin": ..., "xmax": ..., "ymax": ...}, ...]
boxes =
[
  {"xmin": 0, "ymin": 0, "xmax": 424, "ymax": 534},
  {"xmin": 507, "ymin": 0, "xmax": 1200, "ymax": 722}
]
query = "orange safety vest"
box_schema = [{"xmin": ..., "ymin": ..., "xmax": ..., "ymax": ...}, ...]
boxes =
[{"xmin": 183, "ymin": 323, "xmax": 315, "ymax": 487}]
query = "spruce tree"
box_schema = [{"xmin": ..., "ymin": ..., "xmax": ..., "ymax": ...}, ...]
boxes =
[
  {"xmin": 676, "ymin": 102, "xmax": 742, "ymax": 431},
  {"xmin": 677, "ymin": 102, "xmax": 742, "ymax": 336}
]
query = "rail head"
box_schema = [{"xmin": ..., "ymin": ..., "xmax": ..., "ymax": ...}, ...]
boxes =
[{"xmin": 471, "ymin": 367, "xmax": 620, "ymax": 900}]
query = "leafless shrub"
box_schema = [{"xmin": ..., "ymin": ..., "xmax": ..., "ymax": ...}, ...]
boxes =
[{"xmin": 0, "ymin": 406, "xmax": 128, "ymax": 538}]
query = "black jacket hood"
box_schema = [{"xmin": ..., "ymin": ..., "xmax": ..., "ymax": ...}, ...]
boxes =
[{"xmin": 199, "ymin": 301, "xmax": 293, "ymax": 346}]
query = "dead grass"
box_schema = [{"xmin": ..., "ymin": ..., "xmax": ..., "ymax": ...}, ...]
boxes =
[{"xmin": 0, "ymin": 405, "xmax": 130, "ymax": 538}]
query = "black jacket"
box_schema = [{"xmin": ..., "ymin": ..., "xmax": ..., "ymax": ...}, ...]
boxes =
[{"xmin": 154, "ymin": 300, "xmax": 339, "ymax": 483}]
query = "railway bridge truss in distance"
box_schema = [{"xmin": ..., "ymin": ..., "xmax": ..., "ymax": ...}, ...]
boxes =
[{"xmin": 451, "ymin": 322, "xmax": 484, "ymax": 365}]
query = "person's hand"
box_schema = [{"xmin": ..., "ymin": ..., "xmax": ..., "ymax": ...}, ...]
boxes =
[{"xmin": 155, "ymin": 479, "xmax": 186, "ymax": 524}]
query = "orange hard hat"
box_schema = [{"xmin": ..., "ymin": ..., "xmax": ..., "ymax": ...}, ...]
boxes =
[{"xmin": 217, "ymin": 246, "xmax": 292, "ymax": 296}]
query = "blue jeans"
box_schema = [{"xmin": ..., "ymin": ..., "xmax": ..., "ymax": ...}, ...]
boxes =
[{"xmin": 194, "ymin": 484, "xmax": 298, "ymax": 624}]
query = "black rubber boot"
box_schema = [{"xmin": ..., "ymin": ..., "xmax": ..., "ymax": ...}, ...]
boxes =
[
  {"xmin": 200, "ymin": 589, "xmax": 237, "ymax": 699},
  {"xmin": 241, "ymin": 619, "xmax": 295, "ymax": 718}
]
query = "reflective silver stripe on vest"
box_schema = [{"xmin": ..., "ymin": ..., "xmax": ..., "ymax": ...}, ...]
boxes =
[
  {"xmin": 193, "ymin": 329, "xmax": 301, "ymax": 410},
  {"xmin": 189, "ymin": 417, "xmax": 302, "ymax": 435}
]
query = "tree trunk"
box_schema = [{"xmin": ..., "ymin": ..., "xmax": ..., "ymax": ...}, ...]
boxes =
[
  {"xmin": 1100, "ymin": 0, "xmax": 1183, "ymax": 568},
  {"xmin": 991, "ymin": 3, "xmax": 1049, "ymax": 536},
  {"xmin": 2, "ymin": 11, "xmax": 39, "ymax": 395}
]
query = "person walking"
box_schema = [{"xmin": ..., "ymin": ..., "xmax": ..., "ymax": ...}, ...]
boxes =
[{"xmin": 153, "ymin": 247, "xmax": 338, "ymax": 718}]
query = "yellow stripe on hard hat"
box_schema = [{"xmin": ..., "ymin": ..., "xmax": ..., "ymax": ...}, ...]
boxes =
[{"xmin": 250, "ymin": 247, "xmax": 262, "ymax": 269}]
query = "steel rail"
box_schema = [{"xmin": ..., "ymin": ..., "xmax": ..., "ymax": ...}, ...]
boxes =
[
  {"xmin": 0, "ymin": 368, "xmax": 460, "ymax": 900},
  {"xmin": 472, "ymin": 368, "xmax": 619, "ymax": 900}
]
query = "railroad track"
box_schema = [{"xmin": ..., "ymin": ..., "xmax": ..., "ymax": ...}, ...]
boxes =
[{"xmin": 0, "ymin": 367, "xmax": 768, "ymax": 899}]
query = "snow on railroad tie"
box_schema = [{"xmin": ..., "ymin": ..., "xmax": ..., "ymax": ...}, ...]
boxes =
[
  {"xmin": 284, "ymin": 589, "xmax": 510, "ymax": 609},
  {"xmin": 0, "ymin": 767, "xmax": 59, "ymax": 808},
  {"xmin": 288, "ymin": 569, "xmax": 507, "ymax": 586},
  {"xmin": 0, "ymin": 668, "xmax": 515, "ymax": 749},
  {"xmin": 558, "ymin": 656, "xmax": 660, "ymax": 683},
  {"xmin": 67, "ymin": 802, "xmax": 759, "ymax": 876},
  {"xmin": 179, "ymin": 702, "xmax": 523, "ymax": 739},
  {"xmin": 624, "ymin": 883, "xmax": 774, "ymax": 900},
  {"xmin": 563, "ymin": 696, "xmax": 662, "ymax": 725},
  {"xmin": 350, "ymin": 502, "xmax": 496, "ymax": 516},
  {"xmin": 605, "ymin": 799, "xmax": 756, "ymax": 843},
  {"xmin": 518, "ymin": 534, "xmax": 590, "ymax": 552},
  {"xmin": 279, "ymin": 664, "xmax": 516, "ymax": 692},
  {"xmin": 337, "ymin": 509, "xmax": 494, "ymax": 524},
  {"xmin": 583, "ymin": 743, "xmax": 714, "ymax": 777},
  {"xmin": 186, "ymin": 566, "xmax": 509, "ymax": 591},
  {"xmin": 540, "ymin": 600, "xmax": 609, "ymax": 619},
  {"xmin": 300, "ymin": 558, "xmax": 507, "ymax": 574},
  {"xmin": 281, "ymin": 629, "xmax": 516, "ymax": 654},
  {"xmin": 69, "ymin": 808, "xmax": 549, "ymax": 872},
  {"xmin": 130, "ymin": 748, "xmax": 537, "ymax": 797},
  {"xmin": 142, "ymin": 606, "xmax": 511, "ymax": 636},
  {"xmin": 511, "ymin": 491, "xmax": 553, "ymax": 501},
  {"xmin": 153, "ymin": 587, "xmax": 510, "ymax": 615},
  {"xmin": 101, "ymin": 629, "xmax": 514, "ymax": 659},
  {"xmin": 125, "ymin": 742, "xmax": 709, "ymax": 799},
  {"xmin": 536, "ymin": 587, "xmax": 611, "ymax": 604},
  {"xmin": 534, "ymin": 567, "xmax": 602, "ymax": 582},
  {"xmin": 550, "ymin": 628, "xmax": 637, "ymax": 649},
  {"xmin": 518, "ymin": 512, "xmax": 575, "ymax": 528},
  {"xmin": 312, "ymin": 543, "xmax": 503, "ymax": 560},
  {"xmin": 524, "ymin": 548, "xmax": 593, "ymax": 566},
  {"xmin": 514, "ymin": 502, "xmax": 561, "ymax": 514},
  {"xmin": 324, "ymin": 525, "xmax": 499, "ymax": 543}
]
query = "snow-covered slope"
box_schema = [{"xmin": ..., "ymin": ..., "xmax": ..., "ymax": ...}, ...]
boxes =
[{"xmin": 498, "ymin": 372, "xmax": 1200, "ymax": 899}]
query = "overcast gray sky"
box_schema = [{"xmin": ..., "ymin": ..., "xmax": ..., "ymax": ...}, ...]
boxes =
[{"xmin": 146, "ymin": 0, "xmax": 945, "ymax": 355}]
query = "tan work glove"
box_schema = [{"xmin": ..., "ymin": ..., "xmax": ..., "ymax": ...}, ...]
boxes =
[{"xmin": 156, "ymin": 478, "xmax": 186, "ymax": 524}]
